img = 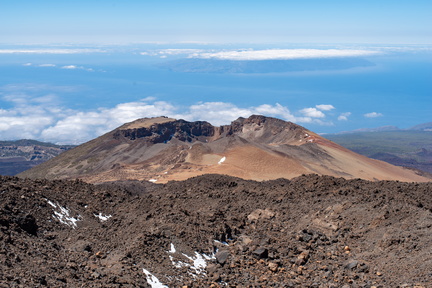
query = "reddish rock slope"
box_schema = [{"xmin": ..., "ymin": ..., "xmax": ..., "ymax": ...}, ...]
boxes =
[{"xmin": 19, "ymin": 115, "xmax": 430, "ymax": 183}]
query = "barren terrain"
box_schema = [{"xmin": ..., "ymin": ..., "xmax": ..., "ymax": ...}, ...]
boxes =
[
  {"xmin": 1, "ymin": 174, "xmax": 431, "ymax": 287},
  {"xmin": 0, "ymin": 140, "xmax": 72, "ymax": 176},
  {"xmin": 19, "ymin": 116, "xmax": 430, "ymax": 183}
]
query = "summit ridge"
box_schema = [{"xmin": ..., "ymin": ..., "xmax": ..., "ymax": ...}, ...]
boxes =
[{"xmin": 19, "ymin": 115, "xmax": 429, "ymax": 183}]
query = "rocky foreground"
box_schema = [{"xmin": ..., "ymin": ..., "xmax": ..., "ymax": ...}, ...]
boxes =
[{"xmin": 1, "ymin": 174, "xmax": 431, "ymax": 287}]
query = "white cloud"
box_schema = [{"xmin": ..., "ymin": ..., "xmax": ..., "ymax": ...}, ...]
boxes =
[
  {"xmin": 300, "ymin": 107, "xmax": 326, "ymax": 118},
  {"xmin": 189, "ymin": 49, "xmax": 380, "ymax": 61},
  {"xmin": 41, "ymin": 100, "xmax": 179, "ymax": 143},
  {"xmin": 23, "ymin": 63, "xmax": 95, "ymax": 72},
  {"xmin": 141, "ymin": 49, "xmax": 205, "ymax": 57},
  {"xmin": 61, "ymin": 65, "xmax": 78, "ymax": 69},
  {"xmin": 21, "ymin": 63, "xmax": 56, "ymax": 67},
  {"xmin": 364, "ymin": 112, "xmax": 383, "ymax": 118},
  {"xmin": 0, "ymin": 90, "xmax": 341, "ymax": 144},
  {"xmin": 159, "ymin": 49, "xmax": 205, "ymax": 55},
  {"xmin": 0, "ymin": 49, "xmax": 105, "ymax": 54},
  {"xmin": 61, "ymin": 65, "xmax": 94, "ymax": 72},
  {"xmin": 338, "ymin": 112, "xmax": 351, "ymax": 121},
  {"xmin": 316, "ymin": 104, "xmax": 335, "ymax": 111},
  {"xmin": 0, "ymin": 115, "xmax": 53, "ymax": 134},
  {"xmin": 175, "ymin": 102, "xmax": 253, "ymax": 125},
  {"xmin": 174, "ymin": 102, "xmax": 317, "ymax": 126}
]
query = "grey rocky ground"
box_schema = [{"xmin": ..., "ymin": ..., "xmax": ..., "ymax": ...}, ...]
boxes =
[{"xmin": 1, "ymin": 174, "xmax": 431, "ymax": 287}]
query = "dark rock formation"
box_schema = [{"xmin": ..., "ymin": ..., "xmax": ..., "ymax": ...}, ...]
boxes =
[{"xmin": 113, "ymin": 119, "xmax": 215, "ymax": 143}]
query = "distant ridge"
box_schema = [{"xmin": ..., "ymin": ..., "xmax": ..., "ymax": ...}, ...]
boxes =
[
  {"xmin": 338, "ymin": 125, "xmax": 400, "ymax": 134},
  {"xmin": 410, "ymin": 122, "xmax": 432, "ymax": 131},
  {"xmin": 19, "ymin": 115, "xmax": 430, "ymax": 183},
  {"xmin": 325, "ymin": 127, "xmax": 432, "ymax": 174},
  {"xmin": 336, "ymin": 121, "xmax": 432, "ymax": 134},
  {"xmin": 0, "ymin": 140, "xmax": 73, "ymax": 176}
]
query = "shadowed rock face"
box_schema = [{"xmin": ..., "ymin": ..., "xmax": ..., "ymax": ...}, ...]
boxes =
[
  {"xmin": 18, "ymin": 115, "xmax": 430, "ymax": 183},
  {"xmin": 113, "ymin": 119, "xmax": 216, "ymax": 143},
  {"xmin": 112, "ymin": 115, "xmax": 305, "ymax": 144}
]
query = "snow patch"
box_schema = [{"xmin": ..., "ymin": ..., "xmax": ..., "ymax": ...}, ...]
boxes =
[
  {"xmin": 168, "ymin": 243, "xmax": 176, "ymax": 253},
  {"xmin": 167, "ymin": 244, "xmax": 215, "ymax": 278},
  {"xmin": 46, "ymin": 199, "xmax": 81, "ymax": 229},
  {"xmin": 142, "ymin": 268, "xmax": 168, "ymax": 288},
  {"xmin": 94, "ymin": 213, "xmax": 112, "ymax": 222},
  {"xmin": 169, "ymin": 255, "xmax": 189, "ymax": 269},
  {"xmin": 182, "ymin": 252, "xmax": 208, "ymax": 274},
  {"xmin": 149, "ymin": 179, "xmax": 158, "ymax": 183},
  {"xmin": 218, "ymin": 156, "xmax": 226, "ymax": 165}
]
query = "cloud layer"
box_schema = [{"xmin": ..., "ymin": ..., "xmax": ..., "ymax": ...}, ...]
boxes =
[
  {"xmin": 23, "ymin": 63, "xmax": 97, "ymax": 72},
  {"xmin": 188, "ymin": 49, "xmax": 380, "ymax": 61},
  {"xmin": 0, "ymin": 49, "xmax": 105, "ymax": 54},
  {"xmin": 0, "ymin": 85, "xmax": 344, "ymax": 144},
  {"xmin": 364, "ymin": 112, "xmax": 383, "ymax": 118},
  {"xmin": 338, "ymin": 112, "xmax": 351, "ymax": 121}
]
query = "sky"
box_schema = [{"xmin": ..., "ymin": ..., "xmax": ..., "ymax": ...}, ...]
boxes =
[
  {"xmin": 2, "ymin": 0, "xmax": 432, "ymax": 45},
  {"xmin": 0, "ymin": 1, "xmax": 431, "ymax": 144}
]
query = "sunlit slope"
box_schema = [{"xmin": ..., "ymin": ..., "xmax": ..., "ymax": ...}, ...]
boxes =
[{"xmin": 19, "ymin": 116, "xmax": 430, "ymax": 183}]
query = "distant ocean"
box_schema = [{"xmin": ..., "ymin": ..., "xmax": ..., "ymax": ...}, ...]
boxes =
[{"xmin": 0, "ymin": 45, "xmax": 431, "ymax": 136}]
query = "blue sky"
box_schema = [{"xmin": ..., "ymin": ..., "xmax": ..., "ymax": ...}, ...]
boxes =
[
  {"xmin": 2, "ymin": 0, "xmax": 432, "ymax": 44},
  {"xmin": 0, "ymin": 1, "xmax": 431, "ymax": 144}
]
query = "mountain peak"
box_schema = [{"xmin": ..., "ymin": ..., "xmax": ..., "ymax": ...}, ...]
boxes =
[
  {"xmin": 120, "ymin": 116, "xmax": 177, "ymax": 129},
  {"xmin": 19, "ymin": 115, "xmax": 429, "ymax": 183},
  {"xmin": 112, "ymin": 115, "xmax": 308, "ymax": 145}
]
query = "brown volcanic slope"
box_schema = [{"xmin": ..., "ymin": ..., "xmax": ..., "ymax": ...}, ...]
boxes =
[
  {"xmin": 1, "ymin": 174, "xmax": 432, "ymax": 287},
  {"xmin": 19, "ymin": 115, "xmax": 429, "ymax": 183}
]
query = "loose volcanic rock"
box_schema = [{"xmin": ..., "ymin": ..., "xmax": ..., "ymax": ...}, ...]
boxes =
[{"xmin": 0, "ymin": 174, "xmax": 431, "ymax": 287}]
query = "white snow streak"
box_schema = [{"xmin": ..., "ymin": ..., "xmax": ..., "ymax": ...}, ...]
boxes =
[
  {"xmin": 168, "ymin": 243, "xmax": 176, "ymax": 253},
  {"xmin": 46, "ymin": 199, "xmax": 81, "ymax": 229},
  {"xmin": 218, "ymin": 156, "xmax": 226, "ymax": 165},
  {"xmin": 169, "ymin": 255, "xmax": 189, "ymax": 269},
  {"xmin": 182, "ymin": 252, "xmax": 208, "ymax": 275},
  {"xmin": 167, "ymin": 244, "xmax": 215, "ymax": 277},
  {"xmin": 94, "ymin": 213, "xmax": 112, "ymax": 222},
  {"xmin": 142, "ymin": 269, "xmax": 168, "ymax": 288}
]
